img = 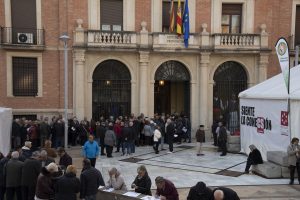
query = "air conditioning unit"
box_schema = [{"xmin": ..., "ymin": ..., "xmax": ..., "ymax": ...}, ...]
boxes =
[{"xmin": 17, "ymin": 33, "xmax": 33, "ymax": 44}]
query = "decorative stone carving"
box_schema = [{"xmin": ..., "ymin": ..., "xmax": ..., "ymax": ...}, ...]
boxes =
[
  {"xmin": 201, "ymin": 23, "xmax": 208, "ymax": 34},
  {"xmin": 141, "ymin": 21, "xmax": 147, "ymax": 32},
  {"xmin": 260, "ymin": 24, "xmax": 267, "ymax": 34},
  {"xmin": 76, "ymin": 19, "xmax": 83, "ymax": 29}
]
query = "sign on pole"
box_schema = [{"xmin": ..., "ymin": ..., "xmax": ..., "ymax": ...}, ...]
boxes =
[{"xmin": 275, "ymin": 38, "xmax": 290, "ymax": 93}]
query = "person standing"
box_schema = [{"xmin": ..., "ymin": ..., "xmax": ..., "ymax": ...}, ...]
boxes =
[
  {"xmin": 54, "ymin": 119, "xmax": 65, "ymax": 148},
  {"xmin": 55, "ymin": 165, "xmax": 80, "ymax": 200},
  {"xmin": 80, "ymin": 159, "xmax": 105, "ymax": 200},
  {"xmin": 35, "ymin": 162, "xmax": 58, "ymax": 200},
  {"xmin": 104, "ymin": 123, "xmax": 116, "ymax": 158},
  {"xmin": 98, "ymin": 122, "xmax": 107, "ymax": 155},
  {"xmin": 155, "ymin": 176, "xmax": 179, "ymax": 200},
  {"xmin": 153, "ymin": 125, "xmax": 162, "ymax": 154},
  {"xmin": 113, "ymin": 120, "xmax": 122, "ymax": 153},
  {"xmin": 12, "ymin": 119, "xmax": 22, "ymax": 149},
  {"xmin": 57, "ymin": 147, "xmax": 73, "ymax": 170},
  {"xmin": 39, "ymin": 117, "xmax": 51, "ymax": 148},
  {"xmin": 20, "ymin": 141, "xmax": 33, "ymax": 161},
  {"xmin": 196, "ymin": 125, "xmax": 205, "ymax": 156},
  {"xmin": 5, "ymin": 151, "xmax": 24, "ymax": 200},
  {"xmin": 218, "ymin": 121, "xmax": 228, "ymax": 156},
  {"xmin": 244, "ymin": 145, "xmax": 263, "ymax": 174},
  {"xmin": 83, "ymin": 135, "xmax": 99, "ymax": 167},
  {"xmin": 21, "ymin": 151, "xmax": 41, "ymax": 200},
  {"xmin": 166, "ymin": 119, "xmax": 175, "ymax": 153},
  {"xmin": 0, "ymin": 152, "xmax": 9, "ymax": 200},
  {"xmin": 287, "ymin": 137, "xmax": 300, "ymax": 185}
]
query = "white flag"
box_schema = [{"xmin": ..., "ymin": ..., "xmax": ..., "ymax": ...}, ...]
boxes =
[{"xmin": 275, "ymin": 38, "xmax": 290, "ymax": 92}]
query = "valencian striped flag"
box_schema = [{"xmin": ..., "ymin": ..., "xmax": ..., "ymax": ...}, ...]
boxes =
[
  {"xmin": 169, "ymin": 0, "xmax": 175, "ymax": 32},
  {"xmin": 183, "ymin": 0, "xmax": 190, "ymax": 47},
  {"xmin": 176, "ymin": 0, "xmax": 182, "ymax": 36}
]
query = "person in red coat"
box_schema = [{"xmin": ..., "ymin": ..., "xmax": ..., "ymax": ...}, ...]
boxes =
[{"xmin": 155, "ymin": 176, "xmax": 178, "ymax": 200}]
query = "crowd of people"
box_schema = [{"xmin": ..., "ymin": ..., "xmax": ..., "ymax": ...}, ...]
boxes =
[
  {"xmin": 0, "ymin": 144, "xmax": 240, "ymax": 200},
  {"xmin": 10, "ymin": 113, "xmax": 192, "ymax": 155}
]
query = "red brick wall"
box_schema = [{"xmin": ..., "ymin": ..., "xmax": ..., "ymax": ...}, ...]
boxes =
[
  {"xmin": 196, "ymin": 0, "xmax": 211, "ymax": 33},
  {"xmin": 254, "ymin": 0, "xmax": 293, "ymax": 78},
  {"xmin": 135, "ymin": 0, "xmax": 151, "ymax": 32}
]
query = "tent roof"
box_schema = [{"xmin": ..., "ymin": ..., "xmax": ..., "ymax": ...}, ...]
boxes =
[{"xmin": 239, "ymin": 65, "xmax": 300, "ymax": 100}]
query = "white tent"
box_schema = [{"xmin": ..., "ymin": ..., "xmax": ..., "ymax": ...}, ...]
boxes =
[
  {"xmin": 0, "ymin": 107, "xmax": 12, "ymax": 156},
  {"xmin": 239, "ymin": 65, "xmax": 300, "ymax": 160}
]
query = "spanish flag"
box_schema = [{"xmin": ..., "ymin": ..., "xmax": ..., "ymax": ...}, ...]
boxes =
[
  {"xmin": 169, "ymin": 0, "xmax": 175, "ymax": 32},
  {"xmin": 176, "ymin": 0, "xmax": 182, "ymax": 36}
]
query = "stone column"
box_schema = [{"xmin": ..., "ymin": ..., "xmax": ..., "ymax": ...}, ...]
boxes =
[
  {"xmin": 190, "ymin": 81, "xmax": 198, "ymax": 130},
  {"xmin": 199, "ymin": 53, "xmax": 210, "ymax": 127},
  {"xmin": 73, "ymin": 49, "xmax": 86, "ymax": 120},
  {"xmin": 139, "ymin": 51, "xmax": 150, "ymax": 116},
  {"xmin": 259, "ymin": 53, "xmax": 269, "ymax": 82}
]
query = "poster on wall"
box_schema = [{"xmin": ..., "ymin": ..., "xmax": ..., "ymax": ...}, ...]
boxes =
[{"xmin": 240, "ymin": 98, "xmax": 290, "ymax": 159}]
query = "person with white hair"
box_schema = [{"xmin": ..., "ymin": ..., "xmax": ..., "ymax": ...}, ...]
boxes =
[
  {"xmin": 40, "ymin": 150, "xmax": 55, "ymax": 168},
  {"xmin": 35, "ymin": 162, "xmax": 58, "ymax": 200},
  {"xmin": 211, "ymin": 187, "xmax": 240, "ymax": 200},
  {"xmin": 107, "ymin": 167, "xmax": 127, "ymax": 191},
  {"xmin": 5, "ymin": 151, "xmax": 24, "ymax": 200},
  {"xmin": 20, "ymin": 141, "xmax": 32, "ymax": 161},
  {"xmin": 244, "ymin": 144, "xmax": 263, "ymax": 174}
]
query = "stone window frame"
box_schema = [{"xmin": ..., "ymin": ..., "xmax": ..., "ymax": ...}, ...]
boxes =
[
  {"xmin": 6, "ymin": 52, "xmax": 43, "ymax": 97},
  {"xmin": 211, "ymin": 0, "xmax": 254, "ymax": 34}
]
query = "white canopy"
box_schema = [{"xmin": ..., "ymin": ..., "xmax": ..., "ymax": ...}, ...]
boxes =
[
  {"xmin": 239, "ymin": 65, "xmax": 300, "ymax": 100},
  {"xmin": 239, "ymin": 65, "xmax": 300, "ymax": 159},
  {"xmin": 0, "ymin": 107, "xmax": 12, "ymax": 156}
]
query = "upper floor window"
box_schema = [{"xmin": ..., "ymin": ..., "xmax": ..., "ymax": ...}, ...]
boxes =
[
  {"xmin": 12, "ymin": 57, "xmax": 38, "ymax": 96},
  {"xmin": 295, "ymin": 6, "xmax": 300, "ymax": 46},
  {"xmin": 101, "ymin": 0, "xmax": 123, "ymax": 31},
  {"xmin": 222, "ymin": 4, "xmax": 242, "ymax": 34},
  {"xmin": 11, "ymin": 0, "xmax": 37, "ymax": 44},
  {"xmin": 162, "ymin": 1, "xmax": 184, "ymax": 33}
]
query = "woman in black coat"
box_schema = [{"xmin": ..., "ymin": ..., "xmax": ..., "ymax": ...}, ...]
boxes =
[
  {"xmin": 131, "ymin": 165, "xmax": 152, "ymax": 195},
  {"xmin": 244, "ymin": 144, "xmax": 263, "ymax": 173},
  {"xmin": 54, "ymin": 165, "xmax": 80, "ymax": 200},
  {"xmin": 187, "ymin": 181, "xmax": 212, "ymax": 200}
]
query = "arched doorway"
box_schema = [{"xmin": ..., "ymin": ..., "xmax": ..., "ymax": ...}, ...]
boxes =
[
  {"xmin": 213, "ymin": 61, "xmax": 247, "ymax": 133},
  {"xmin": 154, "ymin": 60, "xmax": 190, "ymax": 116},
  {"xmin": 92, "ymin": 60, "xmax": 131, "ymax": 120}
]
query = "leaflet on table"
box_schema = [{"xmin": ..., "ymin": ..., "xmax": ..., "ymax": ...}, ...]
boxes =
[
  {"xmin": 123, "ymin": 191, "xmax": 141, "ymax": 197},
  {"xmin": 140, "ymin": 196, "xmax": 160, "ymax": 200},
  {"xmin": 103, "ymin": 188, "xmax": 115, "ymax": 192}
]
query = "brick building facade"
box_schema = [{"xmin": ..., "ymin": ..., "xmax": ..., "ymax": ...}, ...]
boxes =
[{"xmin": 0, "ymin": 0, "xmax": 299, "ymax": 131}]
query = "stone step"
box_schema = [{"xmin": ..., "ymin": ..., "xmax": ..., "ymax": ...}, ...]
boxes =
[
  {"xmin": 227, "ymin": 143, "xmax": 241, "ymax": 153},
  {"xmin": 227, "ymin": 135, "xmax": 240, "ymax": 144},
  {"xmin": 267, "ymin": 151, "xmax": 289, "ymax": 167},
  {"xmin": 252, "ymin": 161, "xmax": 282, "ymax": 178}
]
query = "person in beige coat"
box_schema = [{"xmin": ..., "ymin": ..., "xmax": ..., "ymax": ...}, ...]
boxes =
[
  {"xmin": 107, "ymin": 167, "xmax": 127, "ymax": 190},
  {"xmin": 287, "ymin": 137, "xmax": 300, "ymax": 185}
]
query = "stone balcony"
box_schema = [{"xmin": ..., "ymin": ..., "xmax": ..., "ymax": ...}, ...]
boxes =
[{"xmin": 73, "ymin": 20, "xmax": 269, "ymax": 53}]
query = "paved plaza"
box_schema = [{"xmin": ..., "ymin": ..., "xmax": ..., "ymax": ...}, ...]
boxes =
[{"xmin": 67, "ymin": 142, "xmax": 300, "ymax": 199}]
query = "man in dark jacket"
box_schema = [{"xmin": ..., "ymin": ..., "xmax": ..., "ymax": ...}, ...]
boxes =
[
  {"xmin": 155, "ymin": 176, "xmax": 178, "ymax": 200},
  {"xmin": 97, "ymin": 122, "xmax": 107, "ymax": 155},
  {"xmin": 166, "ymin": 119, "xmax": 175, "ymax": 153},
  {"xmin": 244, "ymin": 144, "xmax": 263, "ymax": 173},
  {"xmin": 57, "ymin": 147, "xmax": 73, "ymax": 170},
  {"xmin": 53, "ymin": 119, "xmax": 65, "ymax": 148},
  {"xmin": 5, "ymin": 151, "xmax": 24, "ymax": 200},
  {"xmin": 20, "ymin": 141, "xmax": 32, "ymax": 161},
  {"xmin": 187, "ymin": 181, "xmax": 212, "ymax": 200},
  {"xmin": 12, "ymin": 119, "xmax": 22, "ymax": 149},
  {"xmin": 80, "ymin": 159, "xmax": 105, "ymax": 200},
  {"xmin": 211, "ymin": 187, "xmax": 240, "ymax": 200},
  {"xmin": 196, "ymin": 125, "xmax": 206, "ymax": 156},
  {"xmin": 39, "ymin": 117, "xmax": 51, "ymax": 147},
  {"xmin": 122, "ymin": 122, "xmax": 135, "ymax": 155},
  {"xmin": 0, "ymin": 152, "xmax": 10, "ymax": 200},
  {"xmin": 21, "ymin": 151, "xmax": 41, "ymax": 200},
  {"xmin": 218, "ymin": 121, "xmax": 227, "ymax": 156},
  {"xmin": 54, "ymin": 165, "xmax": 80, "ymax": 200}
]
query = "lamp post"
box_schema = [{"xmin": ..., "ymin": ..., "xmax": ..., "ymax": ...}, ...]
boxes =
[{"xmin": 59, "ymin": 33, "xmax": 70, "ymax": 148}]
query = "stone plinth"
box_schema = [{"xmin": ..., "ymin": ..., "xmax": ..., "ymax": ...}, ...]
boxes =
[{"xmin": 252, "ymin": 161, "xmax": 282, "ymax": 178}]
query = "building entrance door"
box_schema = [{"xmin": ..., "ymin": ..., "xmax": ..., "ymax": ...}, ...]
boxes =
[
  {"xmin": 92, "ymin": 60, "xmax": 131, "ymax": 120},
  {"xmin": 154, "ymin": 61, "xmax": 190, "ymax": 116}
]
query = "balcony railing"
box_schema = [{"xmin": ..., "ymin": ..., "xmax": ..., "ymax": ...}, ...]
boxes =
[
  {"xmin": 212, "ymin": 34, "xmax": 261, "ymax": 50},
  {"xmin": 1, "ymin": 27, "xmax": 44, "ymax": 46},
  {"xmin": 87, "ymin": 30, "xmax": 137, "ymax": 48}
]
